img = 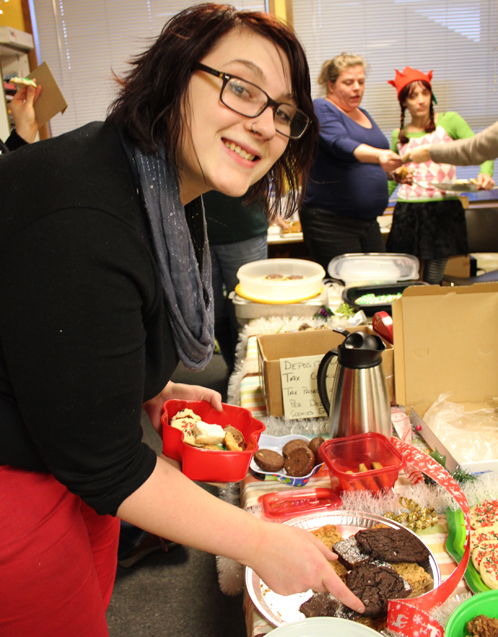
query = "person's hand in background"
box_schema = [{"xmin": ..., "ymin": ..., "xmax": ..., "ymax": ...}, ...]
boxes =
[
  {"xmin": 377, "ymin": 149, "xmax": 402, "ymax": 174},
  {"xmin": 392, "ymin": 165, "xmax": 414, "ymax": 185},
  {"xmin": 401, "ymin": 145, "xmax": 431, "ymax": 164},
  {"xmin": 476, "ymin": 172, "xmax": 495, "ymax": 190},
  {"xmin": 9, "ymin": 82, "xmax": 42, "ymax": 143}
]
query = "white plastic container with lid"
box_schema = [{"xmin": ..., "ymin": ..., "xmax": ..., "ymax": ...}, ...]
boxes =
[
  {"xmin": 236, "ymin": 258, "xmax": 325, "ymax": 304},
  {"xmin": 327, "ymin": 253, "xmax": 419, "ymax": 287}
]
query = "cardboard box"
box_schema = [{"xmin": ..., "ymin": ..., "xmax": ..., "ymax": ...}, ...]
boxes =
[
  {"xmin": 257, "ymin": 327, "xmax": 394, "ymax": 418},
  {"xmin": 392, "ymin": 282, "xmax": 498, "ymax": 474}
]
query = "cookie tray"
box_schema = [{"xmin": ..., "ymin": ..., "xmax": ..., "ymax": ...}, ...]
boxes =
[{"xmin": 245, "ymin": 510, "xmax": 441, "ymax": 627}]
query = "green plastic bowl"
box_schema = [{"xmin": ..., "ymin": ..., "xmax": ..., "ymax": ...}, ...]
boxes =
[{"xmin": 445, "ymin": 590, "xmax": 498, "ymax": 637}]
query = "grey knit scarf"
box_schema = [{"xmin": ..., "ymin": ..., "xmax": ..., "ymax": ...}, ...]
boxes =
[{"xmin": 120, "ymin": 132, "xmax": 214, "ymax": 371}]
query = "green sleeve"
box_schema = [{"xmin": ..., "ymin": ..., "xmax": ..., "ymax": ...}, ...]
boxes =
[
  {"xmin": 439, "ymin": 112, "xmax": 494, "ymax": 176},
  {"xmin": 387, "ymin": 129, "xmax": 400, "ymax": 196}
]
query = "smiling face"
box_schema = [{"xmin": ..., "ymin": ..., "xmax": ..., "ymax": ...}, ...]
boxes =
[
  {"xmin": 403, "ymin": 81, "xmax": 432, "ymax": 119},
  {"xmin": 178, "ymin": 28, "xmax": 292, "ymax": 204},
  {"xmin": 327, "ymin": 65, "xmax": 365, "ymax": 113}
]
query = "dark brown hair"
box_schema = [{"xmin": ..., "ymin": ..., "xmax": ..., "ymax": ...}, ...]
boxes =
[
  {"xmin": 107, "ymin": 3, "xmax": 318, "ymax": 218},
  {"xmin": 398, "ymin": 80, "xmax": 435, "ymax": 144}
]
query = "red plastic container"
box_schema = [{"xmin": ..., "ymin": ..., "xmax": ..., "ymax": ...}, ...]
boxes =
[
  {"xmin": 319, "ymin": 433, "xmax": 405, "ymax": 494},
  {"xmin": 260, "ymin": 488, "xmax": 342, "ymax": 521},
  {"xmin": 161, "ymin": 399, "xmax": 265, "ymax": 482}
]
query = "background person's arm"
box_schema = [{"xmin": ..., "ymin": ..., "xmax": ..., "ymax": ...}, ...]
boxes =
[{"xmin": 429, "ymin": 120, "xmax": 498, "ymax": 167}]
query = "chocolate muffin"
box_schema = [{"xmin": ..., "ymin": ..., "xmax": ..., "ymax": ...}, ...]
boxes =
[
  {"xmin": 309, "ymin": 436, "xmax": 325, "ymax": 461},
  {"xmin": 355, "ymin": 527, "xmax": 430, "ymax": 564},
  {"xmin": 282, "ymin": 438, "xmax": 309, "ymax": 457},
  {"xmin": 284, "ymin": 446, "xmax": 315, "ymax": 477},
  {"xmin": 253, "ymin": 449, "xmax": 284, "ymax": 472},
  {"xmin": 346, "ymin": 563, "xmax": 410, "ymax": 617}
]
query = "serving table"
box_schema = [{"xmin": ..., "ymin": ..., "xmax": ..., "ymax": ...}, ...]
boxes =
[{"xmin": 231, "ymin": 332, "xmax": 471, "ymax": 636}]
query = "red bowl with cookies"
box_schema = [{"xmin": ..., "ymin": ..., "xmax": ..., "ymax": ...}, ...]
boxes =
[
  {"xmin": 319, "ymin": 433, "xmax": 405, "ymax": 494},
  {"xmin": 161, "ymin": 399, "xmax": 265, "ymax": 482}
]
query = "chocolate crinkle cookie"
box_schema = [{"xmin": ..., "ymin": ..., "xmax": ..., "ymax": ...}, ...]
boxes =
[
  {"xmin": 346, "ymin": 564, "xmax": 411, "ymax": 618},
  {"xmin": 355, "ymin": 527, "xmax": 430, "ymax": 564}
]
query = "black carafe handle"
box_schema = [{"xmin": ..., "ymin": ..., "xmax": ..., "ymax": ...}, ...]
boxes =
[{"xmin": 317, "ymin": 348, "xmax": 338, "ymax": 416}]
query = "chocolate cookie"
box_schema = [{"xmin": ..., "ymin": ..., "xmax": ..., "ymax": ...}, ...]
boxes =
[
  {"xmin": 253, "ymin": 449, "xmax": 284, "ymax": 472},
  {"xmin": 355, "ymin": 527, "xmax": 430, "ymax": 564},
  {"xmin": 299, "ymin": 593, "xmax": 341, "ymax": 618},
  {"xmin": 309, "ymin": 436, "xmax": 325, "ymax": 461},
  {"xmin": 284, "ymin": 446, "xmax": 315, "ymax": 477},
  {"xmin": 346, "ymin": 564, "xmax": 410, "ymax": 617},
  {"xmin": 282, "ymin": 438, "xmax": 309, "ymax": 457},
  {"xmin": 332, "ymin": 536, "xmax": 370, "ymax": 570}
]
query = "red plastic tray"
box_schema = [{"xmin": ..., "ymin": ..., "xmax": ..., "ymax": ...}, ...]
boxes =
[
  {"xmin": 161, "ymin": 399, "xmax": 265, "ymax": 483},
  {"xmin": 319, "ymin": 433, "xmax": 405, "ymax": 494},
  {"xmin": 260, "ymin": 488, "xmax": 342, "ymax": 521}
]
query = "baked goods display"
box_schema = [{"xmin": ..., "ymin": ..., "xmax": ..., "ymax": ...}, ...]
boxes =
[
  {"xmin": 468, "ymin": 499, "xmax": 498, "ymax": 590},
  {"xmin": 466, "ymin": 614, "xmax": 498, "ymax": 637},
  {"xmin": 170, "ymin": 408, "xmax": 246, "ymax": 451},
  {"xmin": 299, "ymin": 523, "xmax": 433, "ymax": 630},
  {"xmin": 253, "ymin": 436, "xmax": 325, "ymax": 478},
  {"xmin": 262, "ymin": 273, "xmax": 305, "ymax": 281}
]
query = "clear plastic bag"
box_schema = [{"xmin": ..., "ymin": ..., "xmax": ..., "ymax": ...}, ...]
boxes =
[{"xmin": 424, "ymin": 392, "xmax": 498, "ymax": 462}]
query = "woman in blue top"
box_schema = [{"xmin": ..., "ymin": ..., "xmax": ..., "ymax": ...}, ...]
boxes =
[{"xmin": 301, "ymin": 53, "xmax": 402, "ymax": 272}]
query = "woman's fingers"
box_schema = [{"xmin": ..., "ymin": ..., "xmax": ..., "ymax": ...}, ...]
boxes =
[{"xmin": 321, "ymin": 570, "xmax": 365, "ymax": 614}]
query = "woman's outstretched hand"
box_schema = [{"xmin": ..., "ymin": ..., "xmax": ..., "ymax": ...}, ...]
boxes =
[{"xmin": 247, "ymin": 522, "xmax": 365, "ymax": 613}]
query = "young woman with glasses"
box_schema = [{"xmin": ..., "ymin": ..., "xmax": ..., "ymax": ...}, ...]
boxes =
[{"xmin": 0, "ymin": 4, "xmax": 365, "ymax": 635}]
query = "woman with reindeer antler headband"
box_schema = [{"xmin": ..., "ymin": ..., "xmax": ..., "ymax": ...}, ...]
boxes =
[{"xmin": 386, "ymin": 66, "xmax": 494, "ymax": 284}]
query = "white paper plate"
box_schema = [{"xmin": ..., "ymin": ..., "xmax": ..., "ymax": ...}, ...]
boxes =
[
  {"xmin": 269, "ymin": 616, "xmax": 379, "ymax": 636},
  {"xmin": 245, "ymin": 510, "xmax": 441, "ymax": 627},
  {"xmin": 249, "ymin": 434, "xmax": 324, "ymax": 487}
]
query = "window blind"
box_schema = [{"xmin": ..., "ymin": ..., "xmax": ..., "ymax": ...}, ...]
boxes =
[
  {"xmin": 31, "ymin": 0, "xmax": 266, "ymax": 137},
  {"xmin": 293, "ymin": 0, "xmax": 498, "ymax": 180}
]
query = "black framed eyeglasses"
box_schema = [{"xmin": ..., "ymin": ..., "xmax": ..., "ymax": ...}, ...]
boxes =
[{"xmin": 194, "ymin": 62, "xmax": 310, "ymax": 140}]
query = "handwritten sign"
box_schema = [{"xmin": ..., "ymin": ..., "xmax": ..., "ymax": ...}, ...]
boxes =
[{"xmin": 279, "ymin": 355, "xmax": 336, "ymax": 420}]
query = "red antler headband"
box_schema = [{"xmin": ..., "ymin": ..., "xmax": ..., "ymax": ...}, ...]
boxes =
[{"xmin": 388, "ymin": 67, "xmax": 433, "ymax": 99}]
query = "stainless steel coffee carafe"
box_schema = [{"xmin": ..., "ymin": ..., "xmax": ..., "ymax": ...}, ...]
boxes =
[{"xmin": 317, "ymin": 328, "xmax": 391, "ymax": 439}]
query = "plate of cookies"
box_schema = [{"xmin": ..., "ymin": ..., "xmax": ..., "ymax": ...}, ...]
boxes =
[
  {"xmin": 161, "ymin": 399, "xmax": 265, "ymax": 483},
  {"xmin": 245, "ymin": 511, "xmax": 440, "ymax": 631},
  {"xmin": 446, "ymin": 498, "xmax": 498, "ymax": 594},
  {"xmin": 250, "ymin": 434, "xmax": 326, "ymax": 487}
]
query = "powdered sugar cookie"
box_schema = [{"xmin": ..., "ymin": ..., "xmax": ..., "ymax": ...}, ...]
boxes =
[
  {"xmin": 470, "ymin": 499, "xmax": 498, "ymax": 529},
  {"xmin": 471, "ymin": 541, "xmax": 498, "ymax": 570},
  {"xmin": 470, "ymin": 525, "xmax": 498, "ymax": 552},
  {"xmin": 479, "ymin": 552, "xmax": 498, "ymax": 590}
]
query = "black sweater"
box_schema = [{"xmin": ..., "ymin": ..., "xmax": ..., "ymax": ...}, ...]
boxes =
[{"xmin": 0, "ymin": 122, "xmax": 178, "ymax": 515}]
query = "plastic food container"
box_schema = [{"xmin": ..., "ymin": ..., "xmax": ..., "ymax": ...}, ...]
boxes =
[
  {"xmin": 161, "ymin": 400, "xmax": 265, "ymax": 483},
  {"xmin": 445, "ymin": 590, "xmax": 498, "ymax": 637},
  {"xmin": 236, "ymin": 258, "xmax": 325, "ymax": 304},
  {"xmin": 260, "ymin": 488, "xmax": 342, "ymax": 521},
  {"xmin": 319, "ymin": 433, "xmax": 405, "ymax": 494},
  {"xmin": 328, "ymin": 253, "xmax": 419, "ymax": 287},
  {"xmin": 342, "ymin": 281, "xmax": 426, "ymax": 316}
]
